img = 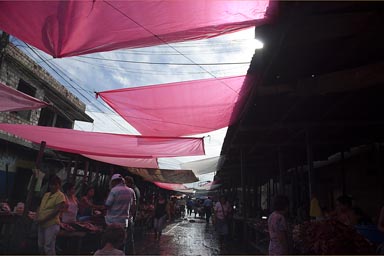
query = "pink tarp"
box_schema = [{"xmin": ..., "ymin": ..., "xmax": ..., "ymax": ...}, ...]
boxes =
[
  {"xmin": 98, "ymin": 75, "xmax": 255, "ymax": 136},
  {"xmin": 0, "ymin": 0, "xmax": 269, "ymax": 58},
  {"xmin": 0, "ymin": 82, "xmax": 49, "ymax": 112},
  {"xmin": 82, "ymin": 154, "xmax": 158, "ymax": 169},
  {"xmin": 154, "ymin": 182, "xmax": 193, "ymax": 193},
  {"xmin": 0, "ymin": 123, "xmax": 204, "ymax": 157}
]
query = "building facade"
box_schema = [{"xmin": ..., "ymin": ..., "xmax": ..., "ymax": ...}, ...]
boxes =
[{"xmin": 0, "ymin": 35, "xmax": 93, "ymax": 202}]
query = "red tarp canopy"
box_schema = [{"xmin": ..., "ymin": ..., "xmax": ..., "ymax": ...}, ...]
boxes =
[
  {"xmin": 0, "ymin": 82, "xmax": 49, "ymax": 112},
  {"xmin": 0, "ymin": 124, "xmax": 204, "ymax": 157},
  {"xmin": 98, "ymin": 75, "xmax": 255, "ymax": 136},
  {"xmin": 0, "ymin": 0, "xmax": 269, "ymax": 57},
  {"xmin": 82, "ymin": 154, "xmax": 158, "ymax": 169},
  {"xmin": 154, "ymin": 182, "xmax": 193, "ymax": 193}
]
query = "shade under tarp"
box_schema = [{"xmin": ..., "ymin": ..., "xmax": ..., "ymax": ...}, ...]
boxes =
[
  {"xmin": 82, "ymin": 154, "xmax": 158, "ymax": 169},
  {"xmin": 0, "ymin": 82, "xmax": 49, "ymax": 112},
  {"xmin": 0, "ymin": 123, "xmax": 204, "ymax": 157},
  {"xmin": 98, "ymin": 75, "xmax": 255, "ymax": 136},
  {"xmin": 181, "ymin": 156, "xmax": 225, "ymax": 175},
  {"xmin": 127, "ymin": 167, "xmax": 198, "ymax": 184},
  {"xmin": 154, "ymin": 182, "xmax": 194, "ymax": 193},
  {"xmin": 0, "ymin": 0, "xmax": 269, "ymax": 58}
]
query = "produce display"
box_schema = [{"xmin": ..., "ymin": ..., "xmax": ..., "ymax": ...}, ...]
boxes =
[{"xmin": 292, "ymin": 219, "xmax": 375, "ymax": 254}]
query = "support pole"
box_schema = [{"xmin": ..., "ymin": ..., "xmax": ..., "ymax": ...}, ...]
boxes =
[
  {"xmin": 24, "ymin": 141, "xmax": 46, "ymax": 216},
  {"xmin": 5, "ymin": 163, "xmax": 9, "ymax": 199},
  {"xmin": 341, "ymin": 150, "xmax": 346, "ymax": 195},
  {"xmin": 240, "ymin": 148, "xmax": 247, "ymax": 242},
  {"xmin": 83, "ymin": 160, "xmax": 89, "ymax": 184},
  {"xmin": 305, "ymin": 129, "xmax": 314, "ymax": 202},
  {"xmin": 65, "ymin": 158, "xmax": 71, "ymax": 183},
  {"xmin": 72, "ymin": 156, "xmax": 79, "ymax": 184},
  {"xmin": 278, "ymin": 146, "xmax": 284, "ymax": 194}
]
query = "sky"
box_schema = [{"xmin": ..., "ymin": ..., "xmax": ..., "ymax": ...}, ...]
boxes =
[{"xmin": 14, "ymin": 27, "xmax": 263, "ymax": 184}]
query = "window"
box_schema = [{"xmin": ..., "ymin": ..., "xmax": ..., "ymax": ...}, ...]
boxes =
[{"xmin": 12, "ymin": 80, "xmax": 36, "ymax": 120}]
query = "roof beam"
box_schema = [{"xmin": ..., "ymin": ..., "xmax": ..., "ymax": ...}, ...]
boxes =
[
  {"xmin": 240, "ymin": 120, "xmax": 384, "ymax": 133},
  {"xmin": 254, "ymin": 61, "xmax": 384, "ymax": 97}
]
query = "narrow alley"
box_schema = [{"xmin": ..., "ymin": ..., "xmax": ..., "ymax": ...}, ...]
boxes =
[{"xmin": 135, "ymin": 217, "xmax": 255, "ymax": 255}]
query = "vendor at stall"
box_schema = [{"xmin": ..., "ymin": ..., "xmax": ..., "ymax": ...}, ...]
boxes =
[
  {"xmin": 334, "ymin": 195, "xmax": 354, "ymax": 226},
  {"xmin": 78, "ymin": 186, "xmax": 104, "ymax": 221},
  {"xmin": 62, "ymin": 182, "xmax": 78, "ymax": 223}
]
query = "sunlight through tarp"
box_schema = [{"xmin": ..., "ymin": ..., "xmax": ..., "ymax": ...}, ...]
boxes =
[
  {"xmin": 0, "ymin": 0, "xmax": 269, "ymax": 57},
  {"xmin": 98, "ymin": 75, "xmax": 256, "ymax": 136}
]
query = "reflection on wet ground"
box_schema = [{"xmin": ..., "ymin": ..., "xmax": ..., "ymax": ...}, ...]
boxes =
[{"xmin": 135, "ymin": 217, "xmax": 257, "ymax": 255}]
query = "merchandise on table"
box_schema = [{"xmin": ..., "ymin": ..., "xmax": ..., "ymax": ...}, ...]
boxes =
[{"xmin": 292, "ymin": 219, "xmax": 375, "ymax": 254}]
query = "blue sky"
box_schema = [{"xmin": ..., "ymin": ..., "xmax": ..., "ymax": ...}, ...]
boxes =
[{"xmin": 14, "ymin": 27, "xmax": 263, "ymax": 183}]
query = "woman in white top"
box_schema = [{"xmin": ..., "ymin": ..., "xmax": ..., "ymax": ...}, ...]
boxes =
[{"xmin": 62, "ymin": 183, "xmax": 78, "ymax": 223}]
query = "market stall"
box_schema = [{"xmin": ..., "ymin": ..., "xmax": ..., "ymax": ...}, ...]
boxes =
[{"xmin": 293, "ymin": 220, "xmax": 375, "ymax": 254}]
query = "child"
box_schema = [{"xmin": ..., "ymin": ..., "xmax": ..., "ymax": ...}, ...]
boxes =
[{"xmin": 94, "ymin": 224, "xmax": 125, "ymax": 255}]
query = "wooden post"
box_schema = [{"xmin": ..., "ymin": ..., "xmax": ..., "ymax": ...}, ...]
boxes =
[
  {"xmin": 83, "ymin": 160, "xmax": 89, "ymax": 184},
  {"xmin": 240, "ymin": 148, "xmax": 247, "ymax": 243},
  {"xmin": 65, "ymin": 157, "xmax": 72, "ymax": 183},
  {"xmin": 278, "ymin": 147, "xmax": 284, "ymax": 194},
  {"xmin": 341, "ymin": 150, "xmax": 346, "ymax": 195},
  {"xmin": 72, "ymin": 156, "xmax": 79, "ymax": 184},
  {"xmin": 24, "ymin": 141, "xmax": 46, "ymax": 216},
  {"xmin": 5, "ymin": 163, "xmax": 9, "ymax": 199},
  {"xmin": 305, "ymin": 129, "xmax": 314, "ymax": 202}
]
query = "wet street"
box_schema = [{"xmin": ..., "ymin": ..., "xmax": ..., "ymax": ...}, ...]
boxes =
[{"xmin": 135, "ymin": 217, "xmax": 255, "ymax": 255}]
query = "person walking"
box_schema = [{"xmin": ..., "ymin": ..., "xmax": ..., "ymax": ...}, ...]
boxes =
[
  {"xmin": 186, "ymin": 197, "xmax": 194, "ymax": 216},
  {"xmin": 203, "ymin": 197, "xmax": 213, "ymax": 224},
  {"xmin": 105, "ymin": 174, "xmax": 135, "ymax": 254},
  {"xmin": 36, "ymin": 175, "xmax": 66, "ymax": 255},
  {"xmin": 153, "ymin": 193, "xmax": 170, "ymax": 240},
  {"xmin": 105, "ymin": 174, "xmax": 135, "ymax": 226},
  {"xmin": 124, "ymin": 176, "xmax": 139, "ymax": 220}
]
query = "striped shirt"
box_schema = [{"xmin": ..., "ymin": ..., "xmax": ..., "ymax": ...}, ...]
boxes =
[{"xmin": 105, "ymin": 183, "xmax": 135, "ymax": 226}]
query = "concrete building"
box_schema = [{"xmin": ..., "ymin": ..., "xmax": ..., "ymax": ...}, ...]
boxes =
[{"xmin": 0, "ymin": 33, "xmax": 93, "ymax": 203}]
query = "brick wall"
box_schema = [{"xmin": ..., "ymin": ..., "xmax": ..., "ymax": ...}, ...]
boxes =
[
  {"xmin": 0, "ymin": 43, "xmax": 89, "ymax": 127},
  {"xmin": 4, "ymin": 44, "xmax": 86, "ymax": 111}
]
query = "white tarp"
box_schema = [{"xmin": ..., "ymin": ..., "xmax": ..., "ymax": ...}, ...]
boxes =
[{"xmin": 181, "ymin": 156, "xmax": 225, "ymax": 175}]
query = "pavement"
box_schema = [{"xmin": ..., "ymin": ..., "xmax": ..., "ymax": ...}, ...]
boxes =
[{"xmin": 134, "ymin": 216, "xmax": 258, "ymax": 255}]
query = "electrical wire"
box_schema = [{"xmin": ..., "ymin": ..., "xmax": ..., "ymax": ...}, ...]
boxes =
[
  {"xmin": 22, "ymin": 43, "xmax": 229, "ymax": 132},
  {"xmin": 71, "ymin": 58, "xmax": 248, "ymax": 76},
  {"xmin": 103, "ymin": 0, "xmax": 247, "ymax": 95},
  {"xmin": 23, "ymin": 44, "xmax": 135, "ymax": 133},
  {"xmin": 78, "ymin": 55, "xmax": 250, "ymax": 66}
]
